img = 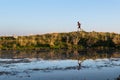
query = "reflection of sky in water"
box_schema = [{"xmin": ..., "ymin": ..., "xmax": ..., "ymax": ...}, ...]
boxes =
[{"xmin": 0, "ymin": 58, "xmax": 120, "ymax": 80}]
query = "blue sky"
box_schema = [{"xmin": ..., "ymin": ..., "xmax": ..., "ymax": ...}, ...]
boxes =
[{"xmin": 0, "ymin": 0, "xmax": 120, "ymax": 35}]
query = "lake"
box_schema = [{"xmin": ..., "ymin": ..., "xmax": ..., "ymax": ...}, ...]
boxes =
[{"xmin": 0, "ymin": 50, "xmax": 120, "ymax": 80}]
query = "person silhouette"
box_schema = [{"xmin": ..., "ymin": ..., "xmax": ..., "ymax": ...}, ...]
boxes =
[{"xmin": 77, "ymin": 21, "xmax": 81, "ymax": 31}]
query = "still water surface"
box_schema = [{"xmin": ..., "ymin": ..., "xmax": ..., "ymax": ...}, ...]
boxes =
[{"xmin": 0, "ymin": 50, "xmax": 120, "ymax": 80}]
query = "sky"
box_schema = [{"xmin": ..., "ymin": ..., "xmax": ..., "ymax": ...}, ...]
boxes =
[{"xmin": 0, "ymin": 0, "xmax": 120, "ymax": 36}]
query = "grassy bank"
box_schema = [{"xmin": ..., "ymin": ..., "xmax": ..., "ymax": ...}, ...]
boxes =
[{"xmin": 0, "ymin": 31, "xmax": 120, "ymax": 50}]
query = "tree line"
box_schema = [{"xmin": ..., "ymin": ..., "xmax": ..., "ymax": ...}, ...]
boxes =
[{"xmin": 0, "ymin": 31, "xmax": 120, "ymax": 50}]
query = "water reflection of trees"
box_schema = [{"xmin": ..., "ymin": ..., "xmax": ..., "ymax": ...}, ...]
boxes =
[{"xmin": 0, "ymin": 50, "xmax": 120, "ymax": 60}]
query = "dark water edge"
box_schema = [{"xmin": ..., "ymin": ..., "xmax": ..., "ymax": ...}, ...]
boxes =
[{"xmin": 0, "ymin": 49, "xmax": 120, "ymax": 60}]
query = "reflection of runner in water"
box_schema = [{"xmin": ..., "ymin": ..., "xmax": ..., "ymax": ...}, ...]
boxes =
[{"xmin": 77, "ymin": 59, "xmax": 83, "ymax": 70}]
